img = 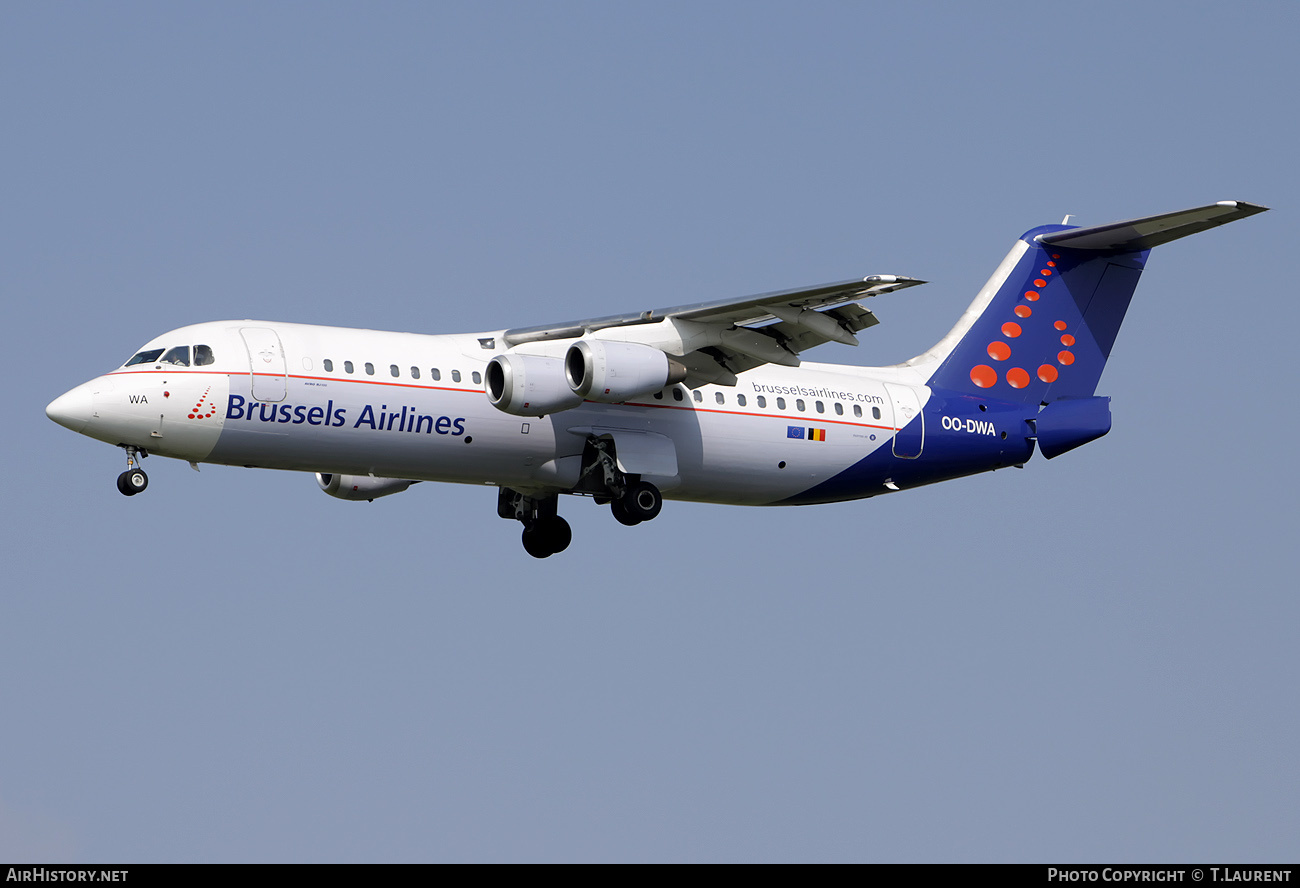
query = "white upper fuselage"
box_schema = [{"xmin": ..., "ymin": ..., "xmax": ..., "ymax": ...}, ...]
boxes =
[{"xmin": 49, "ymin": 319, "xmax": 943, "ymax": 506}]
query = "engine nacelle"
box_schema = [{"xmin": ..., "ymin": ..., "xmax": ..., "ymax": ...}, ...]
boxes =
[
  {"xmin": 316, "ymin": 473, "xmax": 414, "ymax": 501},
  {"xmin": 565, "ymin": 340, "xmax": 687, "ymax": 403},
  {"xmin": 485, "ymin": 353, "xmax": 584, "ymax": 417}
]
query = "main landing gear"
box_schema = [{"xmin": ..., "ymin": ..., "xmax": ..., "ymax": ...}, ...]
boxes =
[
  {"xmin": 584, "ymin": 435, "xmax": 662, "ymax": 527},
  {"xmin": 116, "ymin": 446, "xmax": 149, "ymax": 497},
  {"xmin": 499, "ymin": 435, "xmax": 665, "ymax": 558},
  {"xmin": 610, "ymin": 480, "xmax": 663, "ymax": 526},
  {"xmin": 499, "ymin": 488, "xmax": 572, "ymax": 559}
]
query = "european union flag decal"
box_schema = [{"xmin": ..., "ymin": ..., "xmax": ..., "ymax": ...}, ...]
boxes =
[{"xmin": 787, "ymin": 426, "xmax": 805, "ymax": 439}]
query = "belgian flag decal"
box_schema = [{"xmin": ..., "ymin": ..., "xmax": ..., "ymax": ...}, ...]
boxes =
[{"xmin": 787, "ymin": 426, "xmax": 827, "ymax": 441}]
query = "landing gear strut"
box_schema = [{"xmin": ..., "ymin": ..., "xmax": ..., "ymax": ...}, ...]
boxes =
[
  {"xmin": 499, "ymin": 488, "xmax": 571, "ymax": 559},
  {"xmin": 116, "ymin": 446, "xmax": 149, "ymax": 497},
  {"xmin": 581, "ymin": 436, "xmax": 663, "ymax": 527}
]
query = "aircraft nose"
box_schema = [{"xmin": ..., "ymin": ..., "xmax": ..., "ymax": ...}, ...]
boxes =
[{"xmin": 46, "ymin": 383, "xmax": 95, "ymax": 433}]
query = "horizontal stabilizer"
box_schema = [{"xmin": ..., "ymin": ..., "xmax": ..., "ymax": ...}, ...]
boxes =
[{"xmin": 1036, "ymin": 200, "xmax": 1268, "ymax": 251}]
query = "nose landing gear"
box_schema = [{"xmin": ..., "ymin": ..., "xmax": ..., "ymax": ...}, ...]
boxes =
[{"xmin": 115, "ymin": 446, "xmax": 149, "ymax": 496}]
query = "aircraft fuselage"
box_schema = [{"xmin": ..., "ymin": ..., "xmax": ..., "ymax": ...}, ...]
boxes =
[{"xmin": 50, "ymin": 320, "xmax": 1031, "ymax": 508}]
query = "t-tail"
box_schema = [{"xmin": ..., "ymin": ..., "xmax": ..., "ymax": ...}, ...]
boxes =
[{"xmin": 913, "ymin": 200, "xmax": 1267, "ymax": 456}]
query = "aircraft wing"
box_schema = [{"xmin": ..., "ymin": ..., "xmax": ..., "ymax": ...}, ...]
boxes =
[{"xmin": 501, "ymin": 274, "xmax": 925, "ymax": 384}]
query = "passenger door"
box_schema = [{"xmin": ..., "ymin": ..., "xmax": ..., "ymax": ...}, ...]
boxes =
[{"xmin": 240, "ymin": 327, "xmax": 287, "ymax": 402}]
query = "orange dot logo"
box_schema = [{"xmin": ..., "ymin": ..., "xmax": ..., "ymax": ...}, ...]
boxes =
[
  {"xmin": 187, "ymin": 386, "xmax": 215, "ymax": 420},
  {"xmin": 1060, "ymin": 334, "xmax": 1075, "ymax": 346},
  {"xmin": 1014, "ymin": 305, "xmax": 1032, "ymax": 318},
  {"xmin": 1001, "ymin": 321, "xmax": 1022, "ymax": 338},
  {"xmin": 1038, "ymin": 364, "xmax": 1059, "ymax": 383},
  {"xmin": 987, "ymin": 341, "xmax": 1011, "ymax": 361},
  {"xmin": 1006, "ymin": 367, "xmax": 1030, "ymax": 388},
  {"xmin": 970, "ymin": 365, "xmax": 997, "ymax": 388},
  {"xmin": 1047, "ymin": 261, "xmax": 1056, "ymax": 267},
  {"xmin": 1040, "ymin": 269, "xmax": 1052, "ymax": 276},
  {"xmin": 1054, "ymin": 320, "xmax": 1067, "ymax": 331},
  {"xmin": 1024, "ymin": 291, "xmax": 1040, "ymax": 301},
  {"xmin": 1058, "ymin": 350, "xmax": 1075, "ymax": 365},
  {"xmin": 1034, "ymin": 279, "xmax": 1047, "ymax": 288}
]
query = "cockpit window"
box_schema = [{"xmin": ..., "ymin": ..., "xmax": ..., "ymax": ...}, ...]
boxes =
[
  {"xmin": 193, "ymin": 344, "xmax": 214, "ymax": 365},
  {"xmin": 160, "ymin": 346, "xmax": 190, "ymax": 366},
  {"xmin": 125, "ymin": 348, "xmax": 164, "ymax": 367}
]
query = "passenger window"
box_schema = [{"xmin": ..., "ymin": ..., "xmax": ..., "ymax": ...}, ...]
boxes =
[
  {"xmin": 815, "ymin": 400, "xmax": 825, "ymax": 414},
  {"xmin": 452, "ymin": 370, "xmax": 461, "ymax": 383},
  {"xmin": 472, "ymin": 371, "xmax": 482, "ymax": 385},
  {"xmin": 411, "ymin": 366, "xmax": 420, "ymax": 379},
  {"xmin": 796, "ymin": 399, "xmax": 805, "ymax": 412},
  {"xmin": 853, "ymin": 404, "xmax": 862, "ymax": 418},
  {"xmin": 693, "ymin": 391, "xmax": 702, "ymax": 402},
  {"xmin": 737, "ymin": 394, "xmax": 746, "ymax": 407},
  {"xmin": 776, "ymin": 397, "xmax": 785, "ymax": 410},
  {"xmin": 160, "ymin": 346, "xmax": 190, "ymax": 366},
  {"xmin": 757, "ymin": 396, "xmax": 766, "ymax": 408},
  {"xmin": 193, "ymin": 345, "xmax": 215, "ymax": 366},
  {"xmin": 390, "ymin": 364, "xmax": 400, "ymax": 378},
  {"xmin": 834, "ymin": 402, "xmax": 843, "ymax": 415},
  {"xmin": 344, "ymin": 361, "xmax": 354, "ymax": 374},
  {"xmin": 673, "ymin": 389, "xmax": 683, "ymax": 402},
  {"xmin": 125, "ymin": 348, "xmax": 165, "ymax": 367},
  {"xmin": 323, "ymin": 359, "xmax": 333, "ymax": 372},
  {"xmin": 715, "ymin": 391, "xmax": 725, "ymax": 404},
  {"xmin": 873, "ymin": 406, "xmax": 882, "ymax": 420},
  {"xmin": 365, "ymin": 363, "xmax": 375, "ymax": 376},
  {"xmin": 431, "ymin": 368, "xmax": 441, "ymax": 381}
]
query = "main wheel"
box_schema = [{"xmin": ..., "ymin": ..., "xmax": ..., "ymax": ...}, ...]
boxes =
[
  {"xmin": 610, "ymin": 499, "xmax": 642, "ymax": 526},
  {"xmin": 539, "ymin": 516, "xmax": 572, "ymax": 554},
  {"xmin": 522, "ymin": 516, "xmax": 572, "ymax": 558},
  {"xmin": 117, "ymin": 469, "xmax": 148, "ymax": 496},
  {"xmin": 522, "ymin": 524, "xmax": 552, "ymax": 558},
  {"xmin": 620, "ymin": 480, "xmax": 662, "ymax": 522}
]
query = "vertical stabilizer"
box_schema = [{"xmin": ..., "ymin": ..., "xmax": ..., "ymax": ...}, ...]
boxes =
[{"xmin": 919, "ymin": 201, "xmax": 1266, "ymax": 404}]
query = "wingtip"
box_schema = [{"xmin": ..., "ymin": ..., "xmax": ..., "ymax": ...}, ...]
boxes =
[{"xmin": 1218, "ymin": 199, "xmax": 1270, "ymax": 212}]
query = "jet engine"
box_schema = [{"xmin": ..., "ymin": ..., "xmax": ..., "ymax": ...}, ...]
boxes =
[
  {"xmin": 316, "ymin": 473, "xmax": 415, "ymax": 501},
  {"xmin": 565, "ymin": 340, "xmax": 687, "ymax": 403},
  {"xmin": 485, "ymin": 353, "xmax": 584, "ymax": 417}
]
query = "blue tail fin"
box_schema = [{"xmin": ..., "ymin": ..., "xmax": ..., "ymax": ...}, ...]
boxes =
[{"xmin": 921, "ymin": 201, "xmax": 1267, "ymax": 403}]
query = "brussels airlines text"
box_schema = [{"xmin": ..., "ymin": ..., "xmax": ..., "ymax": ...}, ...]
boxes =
[{"xmin": 226, "ymin": 395, "xmax": 466, "ymax": 436}]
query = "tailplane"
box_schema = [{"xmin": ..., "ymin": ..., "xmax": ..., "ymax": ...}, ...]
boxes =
[{"xmin": 918, "ymin": 201, "xmax": 1267, "ymax": 403}]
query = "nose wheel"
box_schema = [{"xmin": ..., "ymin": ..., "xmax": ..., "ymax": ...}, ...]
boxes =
[
  {"xmin": 117, "ymin": 469, "xmax": 148, "ymax": 496},
  {"xmin": 116, "ymin": 447, "xmax": 149, "ymax": 496}
]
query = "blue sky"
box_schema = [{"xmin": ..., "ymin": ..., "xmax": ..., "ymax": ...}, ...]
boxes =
[{"xmin": 3, "ymin": 2, "xmax": 1296, "ymax": 862}]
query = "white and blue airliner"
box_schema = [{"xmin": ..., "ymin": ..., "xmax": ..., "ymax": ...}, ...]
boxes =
[{"xmin": 47, "ymin": 201, "xmax": 1267, "ymax": 556}]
